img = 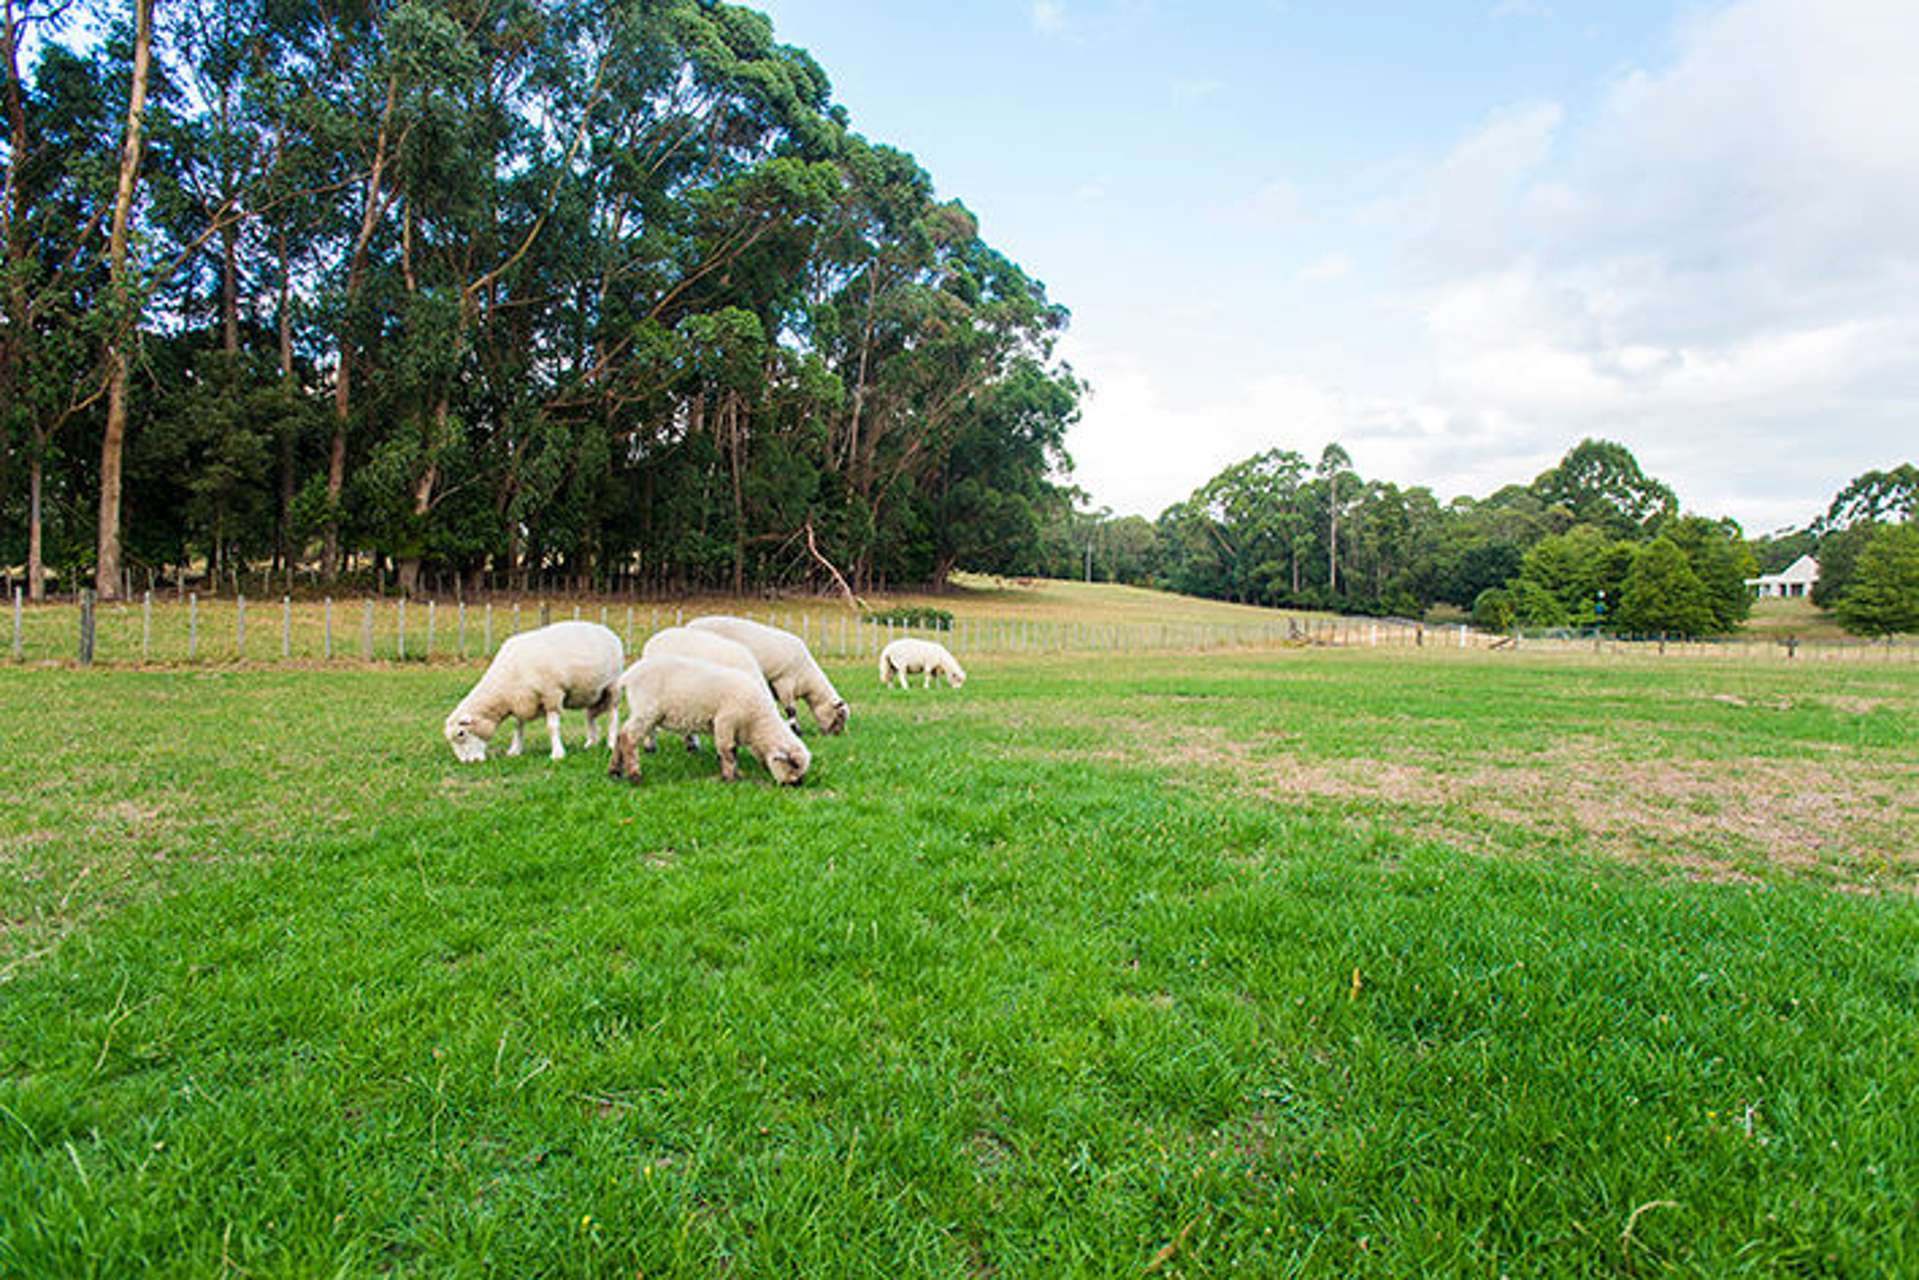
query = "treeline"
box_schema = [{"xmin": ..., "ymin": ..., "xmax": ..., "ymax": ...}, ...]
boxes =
[
  {"xmin": 0, "ymin": 0, "xmax": 1080, "ymax": 601},
  {"xmin": 1040, "ymin": 442, "xmax": 1919, "ymax": 637}
]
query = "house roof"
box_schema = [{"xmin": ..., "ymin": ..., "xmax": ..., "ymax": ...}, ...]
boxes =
[{"xmin": 1746, "ymin": 554, "xmax": 1820, "ymax": 586}]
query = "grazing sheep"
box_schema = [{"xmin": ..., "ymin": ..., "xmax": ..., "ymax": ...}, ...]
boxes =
[
  {"xmin": 632, "ymin": 626, "xmax": 765, "ymax": 752},
  {"xmin": 609, "ymin": 655, "xmax": 810, "ymax": 786},
  {"xmin": 686, "ymin": 615, "xmax": 849, "ymax": 735},
  {"xmin": 879, "ymin": 636, "xmax": 967, "ymax": 689},
  {"xmin": 443, "ymin": 620, "xmax": 623, "ymax": 763}
]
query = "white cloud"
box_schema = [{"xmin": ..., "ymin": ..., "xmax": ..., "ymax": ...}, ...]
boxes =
[
  {"xmin": 1031, "ymin": 1, "xmax": 1068, "ymax": 36},
  {"xmin": 1069, "ymin": 0, "xmax": 1919, "ymax": 532}
]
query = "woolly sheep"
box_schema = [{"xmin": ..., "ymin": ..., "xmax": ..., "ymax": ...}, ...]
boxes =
[
  {"xmin": 443, "ymin": 620, "xmax": 623, "ymax": 763},
  {"xmin": 879, "ymin": 637, "xmax": 967, "ymax": 689},
  {"xmin": 686, "ymin": 615, "xmax": 849, "ymax": 735},
  {"xmin": 632, "ymin": 626, "xmax": 767, "ymax": 752},
  {"xmin": 609, "ymin": 655, "xmax": 810, "ymax": 786}
]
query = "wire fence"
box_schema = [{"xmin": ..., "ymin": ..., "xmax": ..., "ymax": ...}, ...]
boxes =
[{"xmin": 6, "ymin": 589, "xmax": 1913, "ymax": 666}]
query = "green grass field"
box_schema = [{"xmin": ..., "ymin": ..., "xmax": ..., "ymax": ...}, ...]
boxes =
[{"xmin": 3, "ymin": 647, "xmax": 1916, "ymax": 1276}]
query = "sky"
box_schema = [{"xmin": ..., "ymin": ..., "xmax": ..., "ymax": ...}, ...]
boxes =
[{"xmin": 751, "ymin": 0, "xmax": 1919, "ymax": 535}]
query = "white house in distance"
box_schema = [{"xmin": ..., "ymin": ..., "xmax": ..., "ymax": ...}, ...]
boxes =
[{"xmin": 1747, "ymin": 554, "xmax": 1819, "ymax": 599}]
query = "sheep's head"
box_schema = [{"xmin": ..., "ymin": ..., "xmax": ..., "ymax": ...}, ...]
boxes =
[
  {"xmin": 767, "ymin": 736, "xmax": 811, "ymax": 786},
  {"xmin": 443, "ymin": 708, "xmax": 495, "ymax": 763},
  {"xmin": 817, "ymin": 698, "xmax": 849, "ymax": 735},
  {"xmin": 946, "ymin": 665, "xmax": 967, "ymax": 689}
]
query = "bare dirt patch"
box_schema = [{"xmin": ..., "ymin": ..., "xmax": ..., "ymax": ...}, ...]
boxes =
[{"xmin": 1010, "ymin": 711, "xmax": 1916, "ymax": 892}]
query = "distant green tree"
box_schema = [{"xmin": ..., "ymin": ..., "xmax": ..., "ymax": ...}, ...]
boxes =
[
  {"xmin": 1531, "ymin": 438, "xmax": 1678, "ymax": 537},
  {"xmin": 1834, "ymin": 525, "xmax": 1919, "ymax": 636},
  {"xmin": 1664, "ymin": 515, "xmax": 1756, "ymax": 633},
  {"xmin": 1810, "ymin": 522, "xmax": 1881, "ymax": 609},
  {"xmin": 1618, "ymin": 538, "xmax": 1715, "ymax": 637},
  {"xmin": 1509, "ymin": 578, "xmax": 1568, "ymax": 628},
  {"xmin": 1816, "ymin": 464, "xmax": 1918, "ymax": 532}
]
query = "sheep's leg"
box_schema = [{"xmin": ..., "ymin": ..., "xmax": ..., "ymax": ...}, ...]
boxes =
[
  {"xmin": 584, "ymin": 707, "xmax": 600, "ymax": 749},
  {"xmin": 506, "ymin": 720, "xmax": 525, "ymax": 757},
  {"xmin": 546, "ymin": 708, "xmax": 566, "ymax": 760},
  {"xmin": 608, "ymin": 726, "xmax": 642, "ymax": 783},
  {"xmin": 604, "ymin": 689, "xmax": 619, "ymax": 750},
  {"xmin": 923, "ymin": 669, "xmax": 932, "ymax": 689},
  {"xmin": 712, "ymin": 716, "xmax": 741, "ymax": 782}
]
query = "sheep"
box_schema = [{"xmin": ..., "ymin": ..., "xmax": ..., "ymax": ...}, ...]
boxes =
[
  {"xmin": 443, "ymin": 620, "xmax": 623, "ymax": 763},
  {"xmin": 608, "ymin": 655, "xmax": 810, "ymax": 786},
  {"xmin": 879, "ymin": 636, "xmax": 967, "ymax": 689},
  {"xmin": 631, "ymin": 626, "xmax": 764, "ymax": 753},
  {"xmin": 686, "ymin": 615, "xmax": 849, "ymax": 735}
]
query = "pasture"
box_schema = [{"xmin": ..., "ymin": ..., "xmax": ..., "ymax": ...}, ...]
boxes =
[{"xmin": 2, "ymin": 644, "xmax": 1916, "ymax": 1276}]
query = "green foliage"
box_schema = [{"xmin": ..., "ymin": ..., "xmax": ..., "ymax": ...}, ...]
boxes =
[
  {"xmin": 1530, "ymin": 437, "xmax": 1678, "ymax": 536},
  {"xmin": 2, "ymin": 0, "xmax": 1080, "ymax": 595},
  {"xmin": 1811, "ymin": 521, "xmax": 1880, "ymax": 609},
  {"xmin": 1834, "ymin": 524, "xmax": 1919, "ymax": 636},
  {"xmin": 1470, "ymin": 586, "xmax": 1514, "ymax": 632},
  {"xmin": 1618, "ymin": 537, "xmax": 1716, "ymax": 637}
]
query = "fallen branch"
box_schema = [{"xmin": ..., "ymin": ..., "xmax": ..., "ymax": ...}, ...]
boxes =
[{"xmin": 804, "ymin": 518, "xmax": 863, "ymax": 612}]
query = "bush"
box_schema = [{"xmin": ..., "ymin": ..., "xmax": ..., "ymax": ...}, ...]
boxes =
[{"xmin": 1472, "ymin": 587, "xmax": 1515, "ymax": 633}]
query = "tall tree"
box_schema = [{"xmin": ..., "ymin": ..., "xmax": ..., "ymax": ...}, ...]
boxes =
[
  {"xmin": 93, "ymin": 0, "xmax": 154, "ymax": 600},
  {"xmin": 1833, "ymin": 524, "xmax": 1919, "ymax": 637}
]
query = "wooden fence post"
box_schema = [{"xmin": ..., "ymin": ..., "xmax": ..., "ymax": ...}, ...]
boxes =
[
  {"xmin": 11, "ymin": 588, "xmax": 20, "ymax": 660},
  {"xmin": 282, "ymin": 596, "xmax": 292, "ymax": 658},
  {"xmin": 324, "ymin": 598, "xmax": 333, "ymax": 660},
  {"xmin": 361, "ymin": 600, "xmax": 374, "ymax": 660},
  {"xmin": 143, "ymin": 591, "xmax": 152, "ymax": 661},
  {"xmin": 398, "ymin": 599, "xmax": 407, "ymax": 660},
  {"xmin": 189, "ymin": 593, "xmax": 199, "ymax": 659},
  {"xmin": 237, "ymin": 594, "xmax": 246, "ymax": 656},
  {"xmin": 427, "ymin": 601, "xmax": 436, "ymax": 658},
  {"xmin": 78, "ymin": 589, "xmax": 95, "ymax": 665}
]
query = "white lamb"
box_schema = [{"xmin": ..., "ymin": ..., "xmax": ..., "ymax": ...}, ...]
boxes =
[
  {"xmin": 686, "ymin": 615, "xmax": 849, "ymax": 735},
  {"xmin": 631, "ymin": 626, "xmax": 766, "ymax": 752},
  {"xmin": 879, "ymin": 636, "xmax": 967, "ymax": 689},
  {"xmin": 443, "ymin": 620, "xmax": 623, "ymax": 763},
  {"xmin": 609, "ymin": 655, "xmax": 811, "ymax": 786}
]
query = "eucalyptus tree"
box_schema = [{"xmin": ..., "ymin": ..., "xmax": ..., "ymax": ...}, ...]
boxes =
[{"xmin": 3, "ymin": 7, "xmax": 120, "ymax": 597}]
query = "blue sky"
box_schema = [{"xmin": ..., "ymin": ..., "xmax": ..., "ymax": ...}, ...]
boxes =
[{"xmin": 755, "ymin": 0, "xmax": 1919, "ymax": 534}]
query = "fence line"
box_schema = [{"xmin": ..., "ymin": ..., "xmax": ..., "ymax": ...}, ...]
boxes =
[{"xmin": 6, "ymin": 596, "xmax": 1915, "ymax": 667}]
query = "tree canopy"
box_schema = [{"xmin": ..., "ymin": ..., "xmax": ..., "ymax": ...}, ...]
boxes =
[{"xmin": 0, "ymin": 0, "xmax": 1081, "ymax": 598}]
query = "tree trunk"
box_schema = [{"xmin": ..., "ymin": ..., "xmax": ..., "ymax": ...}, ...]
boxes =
[
  {"xmin": 395, "ymin": 397, "xmax": 447, "ymax": 597},
  {"xmin": 221, "ymin": 219, "xmax": 240, "ymax": 355},
  {"xmin": 275, "ymin": 233, "xmax": 295, "ymax": 574},
  {"xmin": 26, "ymin": 448, "xmax": 43, "ymax": 600},
  {"xmin": 322, "ymin": 77, "xmax": 400, "ymax": 583},
  {"xmin": 95, "ymin": 0, "xmax": 154, "ymax": 602},
  {"xmin": 1327, "ymin": 476, "xmax": 1339, "ymax": 597}
]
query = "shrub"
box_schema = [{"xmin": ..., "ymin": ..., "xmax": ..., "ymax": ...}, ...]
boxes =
[{"xmin": 863, "ymin": 606, "xmax": 954, "ymax": 631}]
